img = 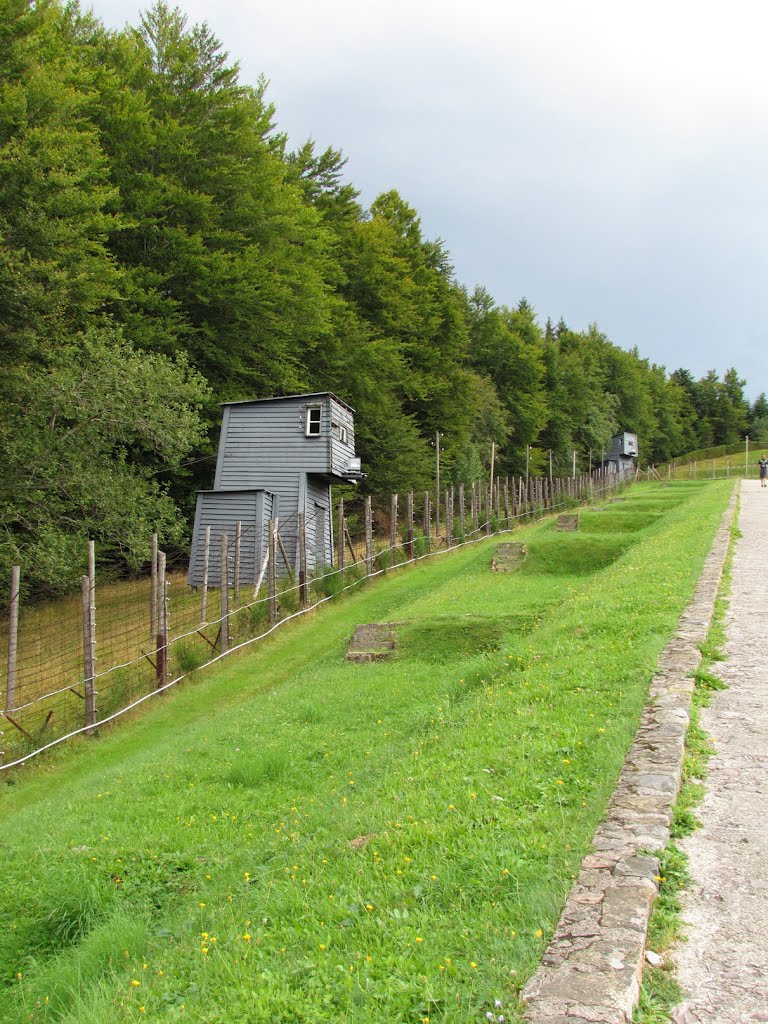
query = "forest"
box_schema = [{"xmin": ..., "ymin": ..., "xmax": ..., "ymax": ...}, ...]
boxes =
[{"xmin": 1, "ymin": 0, "xmax": 765, "ymax": 595}]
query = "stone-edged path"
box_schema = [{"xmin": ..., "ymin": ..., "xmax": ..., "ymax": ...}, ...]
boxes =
[
  {"xmin": 673, "ymin": 481, "xmax": 768, "ymax": 1023},
  {"xmin": 522, "ymin": 486, "xmax": 738, "ymax": 1024}
]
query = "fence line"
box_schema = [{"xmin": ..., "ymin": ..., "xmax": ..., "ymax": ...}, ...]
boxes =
[{"xmin": 0, "ymin": 470, "xmax": 627, "ymax": 770}]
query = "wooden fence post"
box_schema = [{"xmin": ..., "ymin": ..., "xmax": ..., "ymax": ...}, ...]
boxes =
[
  {"xmin": 233, "ymin": 521, "xmax": 242, "ymax": 608},
  {"xmin": 88, "ymin": 540, "xmax": 96, "ymax": 680},
  {"xmin": 268, "ymin": 518, "xmax": 278, "ymax": 624},
  {"xmin": 445, "ymin": 488, "xmax": 453, "ymax": 546},
  {"xmin": 6, "ymin": 566, "xmax": 20, "ymax": 712},
  {"xmin": 390, "ymin": 494, "xmax": 398, "ymax": 562},
  {"xmin": 471, "ymin": 481, "xmax": 478, "ymax": 533},
  {"xmin": 201, "ymin": 525, "xmax": 210, "ymax": 623},
  {"xmin": 434, "ymin": 477, "xmax": 440, "ymax": 543},
  {"xmin": 338, "ymin": 498, "xmax": 346, "ymax": 577},
  {"xmin": 81, "ymin": 576, "xmax": 96, "ymax": 728},
  {"xmin": 85, "ymin": 542, "xmax": 97, "ymax": 723},
  {"xmin": 220, "ymin": 533, "xmax": 230, "ymax": 655},
  {"xmin": 344, "ymin": 520, "xmax": 356, "ymax": 564},
  {"xmin": 150, "ymin": 532, "xmax": 158, "ymax": 638},
  {"xmin": 407, "ymin": 491, "xmax": 415, "ymax": 560},
  {"xmin": 365, "ymin": 496, "xmax": 373, "ymax": 575},
  {"xmin": 298, "ymin": 512, "xmax": 309, "ymax": 608},
  {"xmin": 485, "ymin": 481, "xmax": 492, "ymax": 536},
  {"xmin": 458, "ymin": 483, "xmax": 466, "ymax": 537},
  {"xmin": 423, "ymin": 491, "xmax": 431, "ymax": 551},
  {"xmin": 156, "ymin": 550, "xmax": 168, "ymax": 688}
]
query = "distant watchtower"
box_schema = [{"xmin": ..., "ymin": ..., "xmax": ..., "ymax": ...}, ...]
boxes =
[
  {"xmin": 607, "ymin": 431, "xmax": 638, "ymax": 475},
  {"xmin": 188, "ymin": 393, "xmax": 362, "ymax": 586}
]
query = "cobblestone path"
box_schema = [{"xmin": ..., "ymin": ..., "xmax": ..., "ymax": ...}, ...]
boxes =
[{"xmin": 674, "ymin": 480, "xmax": 768, "ymax": 1023}]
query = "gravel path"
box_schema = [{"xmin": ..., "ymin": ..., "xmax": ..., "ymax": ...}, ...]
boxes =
[{"xmin": 673, "ymin": 480, "xmax": 768, "ymax": 1023}]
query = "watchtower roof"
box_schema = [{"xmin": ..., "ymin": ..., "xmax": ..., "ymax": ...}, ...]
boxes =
[{"xmin": 219, "ymin": 392, "xmax": 355, "ymax": 414}]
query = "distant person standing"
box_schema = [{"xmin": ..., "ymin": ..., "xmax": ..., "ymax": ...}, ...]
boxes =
[{"xmin": 759, "ymin": 454, "xmax": 768, "ymax": 488}]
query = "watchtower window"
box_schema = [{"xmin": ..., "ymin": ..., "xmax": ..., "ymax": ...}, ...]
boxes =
[
  {"xmin": 332, "ymin": 421, "xmax": 348, "ymax": 444},
  {"xmin": 306, "ymin": 406, "xmax": 322, "ymax": 436}
]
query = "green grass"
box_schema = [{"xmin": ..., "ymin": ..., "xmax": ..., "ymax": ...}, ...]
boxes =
[{"xmin": 0, "ymin": 481, "xmax": 734, "ymax": 1024}]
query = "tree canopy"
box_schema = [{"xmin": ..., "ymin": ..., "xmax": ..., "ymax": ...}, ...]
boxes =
[{"xmin": 0, "ymin": 0, "xmax": 756, "ymax": 593}]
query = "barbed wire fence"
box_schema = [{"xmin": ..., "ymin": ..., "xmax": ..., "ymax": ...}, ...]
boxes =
[{"xmin": 1, "ymin": 467, "xmax": 629, "ymax": 771}]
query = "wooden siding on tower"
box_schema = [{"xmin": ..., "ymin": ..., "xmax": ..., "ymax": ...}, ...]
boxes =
[
  {"xmin": 305, "ymin": 476, "xmax": 333, "ymax": 568},
  {"xmin": 215, "ymin": 398, "xmax": 330, "ymax": 489},
  {"xmin": 188, "ymin": 490, "xmax": 273, "ymax": 588},
  {"xmin": 328, "ymin": 397, "xmax": 356, "ymax": 480}
]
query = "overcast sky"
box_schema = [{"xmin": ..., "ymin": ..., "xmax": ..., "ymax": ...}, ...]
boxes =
[{"xmin": 91, "ymin": 0, "xmax": 766, "ymax": 400}]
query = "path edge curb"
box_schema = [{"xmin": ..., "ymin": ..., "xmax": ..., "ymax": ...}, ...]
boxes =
[{"xmin": 521, "ymin": 486, "xmax": 738, "ymax": 1024}]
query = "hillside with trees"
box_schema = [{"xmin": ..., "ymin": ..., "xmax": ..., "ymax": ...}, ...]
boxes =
[{"xmin": 0, "ymin": 0, "xmax": 761, "ymax": 594}]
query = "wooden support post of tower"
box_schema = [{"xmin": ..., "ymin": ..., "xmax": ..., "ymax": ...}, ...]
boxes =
[
  {"xmin": 268, "ymin": 518, "xmax": 277, "ymax": 624},
  {"xmin": 298, "ymin": 512, "xmax": 309, "ymax": 608}
]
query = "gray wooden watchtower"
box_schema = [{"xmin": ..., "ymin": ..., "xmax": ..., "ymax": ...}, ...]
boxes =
[
  {"xmin": 607, "ymin": 431, "xmax": 638, "ymax": 475},
  {"xmin": 188, "ymin": 393, "xmax": 362, "ymax": 586}
]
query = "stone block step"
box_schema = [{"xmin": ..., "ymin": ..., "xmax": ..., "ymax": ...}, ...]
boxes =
[
  {"xmin": 346, "ymin": 623, "xmax": 400, "ymax": 662},
  {"xmin": 492, "ymin": 542, "xmax": 527, "ymax": 572},
  {"xmin": 556, "ymin": 514, "xmax": 580, "ymax": 531}
]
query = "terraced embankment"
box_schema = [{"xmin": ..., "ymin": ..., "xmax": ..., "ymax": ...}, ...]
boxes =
[{"xmin": 0, "ymin": 481, "xmax": 732, "ymax": 1024}]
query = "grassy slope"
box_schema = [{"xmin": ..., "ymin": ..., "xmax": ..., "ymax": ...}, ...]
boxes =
[
  {"xmin": 663, "ymin": 444, "xmax": 767, "ymax": 479},
  {"xmin": 0, "ymin": 482, "xmax": 732, "ymax": 1024}
]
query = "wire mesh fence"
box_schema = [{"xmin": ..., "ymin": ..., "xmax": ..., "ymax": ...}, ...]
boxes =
[
  {"xmin": 649, "ymin": 438, "xmax": 768, "ymax": 481},
  {"xmin": 1, "ymin": 468, "xmax": 625, "ymax": 770}
]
